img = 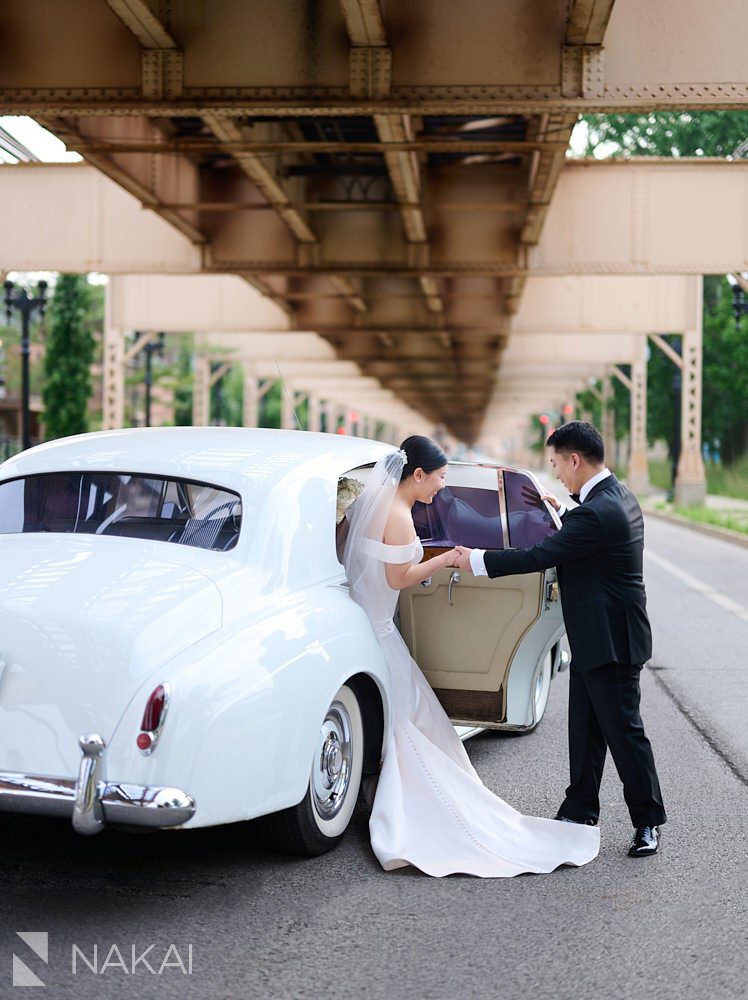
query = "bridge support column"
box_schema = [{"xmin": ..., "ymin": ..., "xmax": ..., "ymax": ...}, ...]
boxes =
[
  {"xmin": 628, "ymin": 359, "xmax": 650, "ymax": 495},
  {"xmin": 601, "ymin": 370, "xmax": 615, "ymax": 461},
  {"xmin": 613, "ymin": 361, "xmax": 649, "ymax": 496},
  {"xmin": 193, "ymin": 356, "xmax": 211, "ymax": 425},
  {"xmin": 102, "ymin": 304, "xmax": 125, "ymax": 430},
  {"xmin": 242, "ymin": 364, "xmax": 259, "ymax": 427},
  {"xmin": 280, "ymin": 384, "xmax": 296, "ymax": 429},
  {"xmin": 307, "ymin": 393, "xmax": 322, "ymax": 433},
  {"xmin": 293, "ymin": 391, "xmax": 307, "ymax": 430},
  {"xmin": 675, "ymin": 287, "xmax": 707, "ymax": 506},
  {"xmin": 321, "ymin": 399, "xmax": 335, "ymax": 433}
]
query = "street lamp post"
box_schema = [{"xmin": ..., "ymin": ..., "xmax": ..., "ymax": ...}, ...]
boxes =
[
  {"xmin": 134, "ymin": 330, "xmax": 165, "ymax": 427},
  {"xmin": 213, "ymin": 366, "xmax": 225, "ymax": 426},
  {"xmin": 669, "ymin": 339, "xmax": 682, "ymax": 502},
  {"xmin": 3, "ymin": 278, "xmax": 48, "ymax": 451},
  {"xmin": 732, "ymin": 281, "xmax": 748, "ymax": 329}
]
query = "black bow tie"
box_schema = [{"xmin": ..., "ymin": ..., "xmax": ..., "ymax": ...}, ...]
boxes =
[{"xmin": 569, "ymin": 493, "xmax": 581, "ymax": 504}]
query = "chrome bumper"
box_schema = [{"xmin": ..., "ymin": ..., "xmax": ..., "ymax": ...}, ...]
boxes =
[{"xmin": 0, "ymin": 733, "xmax": 195, "ymax": 835}]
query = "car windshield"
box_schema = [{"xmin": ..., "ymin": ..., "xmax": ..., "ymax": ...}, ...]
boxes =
[{"xmin": 0, "ymin": 472, "xmax": 242, "ymax": 552}]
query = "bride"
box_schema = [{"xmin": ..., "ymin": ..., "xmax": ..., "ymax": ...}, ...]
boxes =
[{"xmin": 343, "ymin": 435, "xmax": 600, "ymax": 877}]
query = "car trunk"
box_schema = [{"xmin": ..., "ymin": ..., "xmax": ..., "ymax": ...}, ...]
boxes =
[{"xmin": 0, "ymin": 535, "xmax": 222, "ymax": 777}]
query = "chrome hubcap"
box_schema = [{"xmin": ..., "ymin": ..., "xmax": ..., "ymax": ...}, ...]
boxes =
[
  {"xmin": 312, "ymin": 701, "xmax": 353, "ymax": 820},
  {"xmin": 534, "ymin": 654, "xmax": 550, "ymax": 710},
  {"xmin": 534, "ymin": 670, "xmax": 544, "ymax": 707}
]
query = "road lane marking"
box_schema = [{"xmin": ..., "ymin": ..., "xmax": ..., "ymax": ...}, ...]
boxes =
[{"xmin": 645, "ymin": 548, "xmax": 748, "ymax": 625}]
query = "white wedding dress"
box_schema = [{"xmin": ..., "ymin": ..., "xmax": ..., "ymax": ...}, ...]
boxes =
[{"xmin": 344, "ymin": 453, "xmax": 600, "ymax": 878}]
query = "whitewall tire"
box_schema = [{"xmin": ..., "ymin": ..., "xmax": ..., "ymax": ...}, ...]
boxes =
[
  {"xmin": 527, "ymin": 649, "xmax": 553, "ymax": 731},
  {"xmin": 257, "ymin": 683, "xmax": 365, "ymax": 856}
]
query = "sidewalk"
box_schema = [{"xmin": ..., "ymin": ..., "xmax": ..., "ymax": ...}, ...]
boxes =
[
  {"xmin": 639, "ymin": 487, "xmax": 748, "ymax": 548},
  {"xmin": 641, "ymin": 487, "xmax": 748, "ymax": 513}
]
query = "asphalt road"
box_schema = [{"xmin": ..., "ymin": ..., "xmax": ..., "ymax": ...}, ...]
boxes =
[{"xmin": 1, "ymin": 513, "xmax": 747, "ymax": 999}]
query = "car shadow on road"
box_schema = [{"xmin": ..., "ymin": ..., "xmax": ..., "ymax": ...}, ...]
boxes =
[{"xmin": 0, "ymin": 809, "xmax": 329, "ymax": 911}]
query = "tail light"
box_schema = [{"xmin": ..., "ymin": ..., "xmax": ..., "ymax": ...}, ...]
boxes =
[{"xmin": 136, "ymin": 683, "xmax": 170, "ymax": 755}]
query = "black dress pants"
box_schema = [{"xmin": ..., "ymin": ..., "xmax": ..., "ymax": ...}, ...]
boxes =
[{"xmin": 557, "ymin": 661, "xmax": 666, "ymax": 827}]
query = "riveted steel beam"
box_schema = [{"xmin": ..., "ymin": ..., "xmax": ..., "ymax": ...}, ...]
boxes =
[
  {"xmin": 105, "ymin": 0, "xmax": 178, "ymax": 49},
  {"xmin": 67, "ymin": 138, "xmax": 563, "ymax": 155},
  {"xmin": 565, "ymin": 0, "xmax": 617, "ymax": 45},
  {"xmin": 339, "ymin": 0, "xmax": 387, "ymax": 46},
  {"xmin": 105, "ymin": 0, "xmax": 182, "ymax": 99},
  {"xmin": 202, "ymin": 114, "xmax": 316, "ymax": 244}
]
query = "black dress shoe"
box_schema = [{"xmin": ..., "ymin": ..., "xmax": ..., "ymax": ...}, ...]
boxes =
[
  {"xmin": 628, "ymin": 825, "xmax": 660, "ymax": 857},
  {"xmin": 554, "ymin": 813, "xmax": 598, "ymax": 826}
]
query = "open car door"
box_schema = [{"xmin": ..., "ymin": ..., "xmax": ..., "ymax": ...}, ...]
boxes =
[{"xmin": 397, "ymin": 462, "xmax": 565, "ymax": 731}]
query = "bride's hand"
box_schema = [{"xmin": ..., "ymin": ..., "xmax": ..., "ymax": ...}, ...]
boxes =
[
  {"xmin": 441, "ymin": 548, "xmax": 459, "ymax": 568},
  {"xmin": 453, "ymin": 546, "xmax": 473, "ymax": 571}
]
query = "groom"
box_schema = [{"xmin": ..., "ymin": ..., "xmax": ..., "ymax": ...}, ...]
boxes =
[{"xmin": 454, "ymin": 421, "xmax": 666, "ymax": 857}]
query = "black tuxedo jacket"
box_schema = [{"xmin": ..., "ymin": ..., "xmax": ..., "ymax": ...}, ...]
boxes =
[{"xmin": 483, "ymin": 475, "xmax": 652, "ymax": 672}]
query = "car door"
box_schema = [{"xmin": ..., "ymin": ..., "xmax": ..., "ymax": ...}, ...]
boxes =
[{"xmin": 397, "ymin": 462, "xmax": 564, "ymax": 728}]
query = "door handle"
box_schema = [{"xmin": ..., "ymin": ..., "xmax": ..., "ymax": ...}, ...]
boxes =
[
  {"xmin": 448, "ymin": 571, "xmax": 461, "ymax": 606},
  {"xmin": 421, "ymin": 577, "xmax": 433, "ymax": 587}
]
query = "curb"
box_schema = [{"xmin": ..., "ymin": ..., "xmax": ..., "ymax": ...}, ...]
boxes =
[{"xmin": 643, "ymin": 505, "xmax": 748, "ymax": 550}]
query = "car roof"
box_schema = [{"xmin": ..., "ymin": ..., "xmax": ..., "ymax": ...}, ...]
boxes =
[{"xmin": 0, "ymin": 427, "xmax": 393, "ymax": 494}]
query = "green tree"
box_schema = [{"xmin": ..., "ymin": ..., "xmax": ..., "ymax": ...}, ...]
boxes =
[
  {"xmin": 647, "ymin": 337, "xmax": 677, "ymax": 454},
  {"xmin": 42, "ymin": 275, "xmax": 95, "ymax": 440},
  {"xmin": 581, "ymin": 112, "xmax": 748, "ymax": 464},
  {"xmin": 213, "ymin": 364, "xmax": 244, "ymax": 426},
  {"xmin": 172, "ymin": 336, "xmax": 195, "ymax": 425},
  {"xmin": 575, "ymin": 384, "xmax": 602, "ymax": 428},
  {"xmin": 259, "ymin": 380, "xmax": 282, "ymax": 427},
  {"xmin": 702, "ymin": 277, "xmax": 748, "ymax": 462},
  {"xmin": 581, "ymin": 112, "xmax": 748, "ymax": 158}
]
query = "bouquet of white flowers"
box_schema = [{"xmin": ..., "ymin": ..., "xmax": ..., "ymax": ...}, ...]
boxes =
[{"xmin": 336, "ymin": 476, "xmax": 365, "ymax": 524}]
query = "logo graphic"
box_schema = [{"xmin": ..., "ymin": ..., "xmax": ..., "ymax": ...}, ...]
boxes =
[{"xmin": 13, "ymin": 932, "xmax": 48, "ymax": 988}]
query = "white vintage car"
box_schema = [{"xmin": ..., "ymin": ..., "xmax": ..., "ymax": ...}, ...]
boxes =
[{"xmin": 0, "ymin": 428, "xmax": 565, "ymax": 855}]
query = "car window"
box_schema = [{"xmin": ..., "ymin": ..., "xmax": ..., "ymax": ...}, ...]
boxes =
[
  {"xmin": 413, "ymin": 485, "xmax": 505, "ymax": 549},
  {"xmin": 335, "ymin": 467, "xmax": 370, "ymax": 563},
  {"xmin": 503, "ymin": 470, "xmax": 557, "ymax": 548},
  {"xmin": 0, "ymin": 472, "xmax": 242, "ymax": 552}
]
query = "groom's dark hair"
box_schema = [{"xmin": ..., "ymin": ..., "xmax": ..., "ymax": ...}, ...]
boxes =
[{"xmin": 546, "ymin": 421, "xmax": 605, "ymax": 464}]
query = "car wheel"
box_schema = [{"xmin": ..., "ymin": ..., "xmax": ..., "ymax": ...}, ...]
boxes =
[
  {"xmin": 257, "ymin": 683, "xmax": 364, "ymax": 857},
  {"xmin": 523, "ymin": 648, "xmax": 553, "ymax": 733}
]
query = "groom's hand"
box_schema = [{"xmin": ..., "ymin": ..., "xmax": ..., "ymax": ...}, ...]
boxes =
[
  {"xmin": 453, "ymin": 546, "xmax": 473, "ymax": 571},
  {"xmin": 521, "ymin": 484, "xmax": 561, "ymax": 512}
]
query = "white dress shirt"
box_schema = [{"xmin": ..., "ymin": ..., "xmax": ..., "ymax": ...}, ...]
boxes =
[{"xmin": 468, "ymin": 467, "xmax": 612, "ymax": 576}]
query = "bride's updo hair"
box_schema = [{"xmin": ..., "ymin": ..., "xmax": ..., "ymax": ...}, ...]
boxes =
[{"xmin": 399, "ymin": 435, "xmax": 448, "ymax": 481}]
